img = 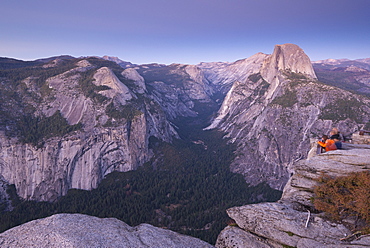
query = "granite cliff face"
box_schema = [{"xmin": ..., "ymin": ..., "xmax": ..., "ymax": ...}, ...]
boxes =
[
  {"xmin": 204, "ymin": 44, "xmax": 370, "ymax": 190},
  {"xmin": 135, "ymin": 63, "xmax": 216, "ymax": 120},
  {"xmin": 0, "ymin": 213, "xmax": 214, "ymax": 248},
  {"xmin": 198, "ymin": 53, "xmax": 268, "ymax": 94},
  {"xmin": 0, "ymin": 58, "xmax": 181, "ymax": 201},
  {"xmin": 216, "ymin": 142, "xmax": 370, "ymax": 248},
  {"xmin": 0, "ymin": 56, "xmax": 219, "ymax": 202}
]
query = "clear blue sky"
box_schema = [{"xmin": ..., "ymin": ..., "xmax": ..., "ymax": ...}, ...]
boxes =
[{"xmin": 1, "ymin": 0, "xmax": 369, "ymax": 65}]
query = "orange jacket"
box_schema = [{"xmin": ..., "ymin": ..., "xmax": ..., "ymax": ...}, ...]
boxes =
[{"xmin": 318, "ymin": 139, "xmax": 337, "ymax": 152}]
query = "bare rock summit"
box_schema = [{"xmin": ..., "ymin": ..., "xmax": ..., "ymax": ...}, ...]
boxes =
[{"xmin": 261, "ymin": 43, "xmax": 317, "ymax": 82}]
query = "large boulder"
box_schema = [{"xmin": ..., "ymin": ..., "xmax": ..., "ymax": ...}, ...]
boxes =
[{"xmin": 0, "ymin": 214, "xmax": 214, "ymax": 248}]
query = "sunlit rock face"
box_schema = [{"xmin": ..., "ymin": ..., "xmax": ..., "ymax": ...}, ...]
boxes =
[
  {"xmin": 260, "ymin": 43, "xmax": 317, "ymax": 101},
  {"xmin": 0, "ymin": 214, "xmax": 214, "ymax": 248},
  {"xmin": 261, "ymin": 43, "xmax": 317, "ymax": 82},
  {"xmin": 216, "ymin": 144, "xmax": 370, "ymax": 248}
]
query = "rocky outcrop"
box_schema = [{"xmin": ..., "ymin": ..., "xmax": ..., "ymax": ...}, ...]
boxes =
[
  {"xmin": 216, "ymin": 143, "xmax": 370, "ymax": 248},
  {"xmin": 352, "ymin": 132, "xmax": 370, "ymax": 145},
  {"xmin": 0, "ymin": 213, "xmax": 214, "ymax": 248},
  {"xmin": 121, "ymin": 68, "xmax": 147, "ymax": 94},
  {"xmin": 93, "ymin": 67, "xmax": 133, "ymax": 105}
]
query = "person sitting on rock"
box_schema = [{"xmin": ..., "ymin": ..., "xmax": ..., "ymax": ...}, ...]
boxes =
[
  {"xmin": 318, "ymin": 134, "xmax": 337, "ymax": 152},
  {"xmin": 330, "ymin": 128, "xmax": 343, "ymax": 149}
]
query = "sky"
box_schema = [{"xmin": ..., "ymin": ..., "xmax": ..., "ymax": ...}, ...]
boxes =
[{"xmin": 1, "ymin": 0, "xmax": 369, "ymax": 65}]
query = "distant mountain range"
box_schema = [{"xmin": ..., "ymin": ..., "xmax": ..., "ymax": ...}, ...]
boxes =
[
  {"xmin": 312, "ymin": 58, "xmax": 370, "ymax": 70},
  {"xmin": 312, "ymin": 58, "xmax": 370, "ymax": 96}
]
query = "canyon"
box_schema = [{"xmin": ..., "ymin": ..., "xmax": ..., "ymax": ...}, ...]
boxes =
[
  {"xmin": 0, "ymin": 44, "xmax": 370, "ymax": 246},
  {"xmin": 1, "ymin": 44, "xmax": 369, "ymax": 202}
]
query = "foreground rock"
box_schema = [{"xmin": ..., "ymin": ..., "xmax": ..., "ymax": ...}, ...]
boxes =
[
  {"xmin": 216, "ymin": 144, "xmax": 370, "ymax": 248},
  {"xmin": 0, "ymin": 213, "xmax": 214, "ymax": 248}
]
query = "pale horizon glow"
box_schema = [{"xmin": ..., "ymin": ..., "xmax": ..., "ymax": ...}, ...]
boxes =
[{"xmin": 1, "ymin": 0, "xmax": 369, "ymax": 65}]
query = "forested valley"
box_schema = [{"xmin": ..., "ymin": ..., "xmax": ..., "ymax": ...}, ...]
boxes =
[
  {"xmin": 0, "ymin": 58, "xmax": 282, "ymax": 244},
  {"xmin": 0, "ymin": 111, "xmax": 281, "ymax": 244}
]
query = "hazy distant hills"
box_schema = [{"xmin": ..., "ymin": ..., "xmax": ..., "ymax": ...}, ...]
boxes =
[
  {"xmin": 312, "ymin": 58, "xmax": 370, "ymax": 70},
  {"xmin": 312, "ymin": 58, "xmax": 370, "ymax": 95}
]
